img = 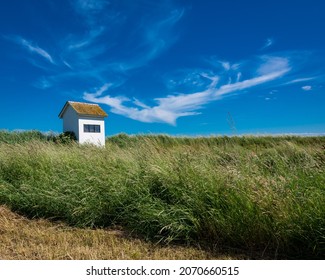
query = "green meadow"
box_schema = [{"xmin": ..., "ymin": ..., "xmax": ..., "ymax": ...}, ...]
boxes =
[{"xmin": 0, "ymin": 131, "xmax": 324, "ymax": 259}]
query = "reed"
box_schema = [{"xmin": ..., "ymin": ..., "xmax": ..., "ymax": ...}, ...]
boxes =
[{"xmin": 0, "ymin": 132, "xmax": 324, "ymax": 258}]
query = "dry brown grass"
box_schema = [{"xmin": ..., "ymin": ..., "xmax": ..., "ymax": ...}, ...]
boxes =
[{"xmin": 0, "ymin": 205, "xmax": 238, "ymax": 260}]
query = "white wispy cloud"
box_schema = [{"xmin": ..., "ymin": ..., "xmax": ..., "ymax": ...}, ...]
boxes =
[
  {"xmin": 46, "ymin": 1, "xmax": 184, "ymax": 88},
  {"xmin": 66, "ymin": 0, "xmax": 113, "ymax": 68},
  {"xmin": 219, "ymin": 61, "xmax": 231, "ymax": 71},
  {"xmin": 208, "ymin": 58, "xmax": 241, "ymax": 72},
  {"xmin": 84, "ymin": 83, "xmax": 112, "ymax": 97},
  {"xmin": 83, "ymin": 55, "xmax": 291, "ymax": 125},
  {"xmin": 133, "ymin": 98, "xmax": 150, "ymax": 109},
  {"xmin": 84, "ymin": 87, "xmax": 209, "ymax": 125},
  {"xmin": 215, "ymin": 69, "xmax": 289, "ymax": 97},
  {"xmin": 66, "ymin": 27, "xmax": 105, "ymax": 51},
  {"xmin": 62, "ymin": 60, "xmax": 73, "ymax": 70},
  {"xmin": 20, "ymin": 39, "xmax": 55, "ymax": 64},
  {"xmin": 261, "ymin": 38, "xmax": 274, "ymax": 50},
  {"xmin": 73, "ymin": 0, "xmax": 109, "ymax": 14},
  {"xmin": 34, "ymin": 77, "xmax": 52, "ymax": 89},
  {"xmin": 286, "ymin": 77, "xmax": 317, "ymax": 85},
  {"xmin": 112, "ymin": 8, "xmax": 185, "ymax": 71},
  {"xmin": 257, "ymin": 56, "xmax": 289, "ymax": 75},
  {"xmin": 6, "ymin": 36, "xmax": 55, "ymax": 64},
  {"xmin": 236, "ymin": 72, "xmax": 242, "ymax": 82},
  {"xmin": 302, "ymin": 85, "xmax": 312, "ymax": 91},
  {"xmin": 166, "ymin": 69, "xmax": 218, "ymax": 93}
]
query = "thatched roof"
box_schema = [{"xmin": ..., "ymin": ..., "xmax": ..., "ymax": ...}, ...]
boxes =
[{"xmin": 58, "ymin": 101, "xmax": 108, "ymax": 118}]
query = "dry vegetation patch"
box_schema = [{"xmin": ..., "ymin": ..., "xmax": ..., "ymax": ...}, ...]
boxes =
[{"xmin": 0, "ymin": 206, "xmax": 235, "ymax": 260}]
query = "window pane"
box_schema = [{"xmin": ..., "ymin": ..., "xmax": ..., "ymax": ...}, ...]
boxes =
[{"xmin": 84, "ymin": 124, "xmax": 100, "ymax": 133}]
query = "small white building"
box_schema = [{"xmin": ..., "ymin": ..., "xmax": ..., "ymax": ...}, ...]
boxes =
[{"xmin": 58, "ymin": 101, "xmax": 108, "ymax": 146}]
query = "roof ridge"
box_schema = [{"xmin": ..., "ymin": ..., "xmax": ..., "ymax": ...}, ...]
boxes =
[{"xmin": 68, "ymin": 101, "xmax": 97, "ymax": 105}]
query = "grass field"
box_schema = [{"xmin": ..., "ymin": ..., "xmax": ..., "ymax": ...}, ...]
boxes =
[
  {"xmin": 1, "ymin": 205, "xmax": 231, "ymax": 260},
  {"xmin": 0, "ymin": 131, "xmax": 324, "ymax": 259}
]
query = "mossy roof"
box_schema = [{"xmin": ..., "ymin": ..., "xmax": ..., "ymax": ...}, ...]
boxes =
[{"xmin": 59, "ymin": 101, "xmax": 108, "ymax": 118}]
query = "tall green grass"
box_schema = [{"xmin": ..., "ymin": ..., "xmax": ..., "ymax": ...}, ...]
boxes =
[
  {"xmin": 0, "ymin": 132, "xmax": 324, "ymax": 258},
  {"xmin": 0, "ymin": 130, "xmax": 47, "ymax": 143}
]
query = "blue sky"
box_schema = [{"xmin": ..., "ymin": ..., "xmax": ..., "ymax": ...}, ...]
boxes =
[{"xmin": 1, "ymin": 0, "xmax": 324, "ymax": 136}]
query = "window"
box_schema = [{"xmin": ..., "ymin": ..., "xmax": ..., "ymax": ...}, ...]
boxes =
[{"xmin": 84, "ymin": 124, "xmax": 100, "ymax": 133}]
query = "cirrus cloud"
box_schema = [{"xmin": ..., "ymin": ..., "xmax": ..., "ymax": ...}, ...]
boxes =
[
  {"xmin": 302, "ymin": 85, "xmax": 312, "ymax": 91},
  {"xmin": 4, "ymin": 35, "xmax": 55, "ymax": 65},
  {"xmin": 84, "ymin": 55, "xmax": 291, "ymax": 125}
]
